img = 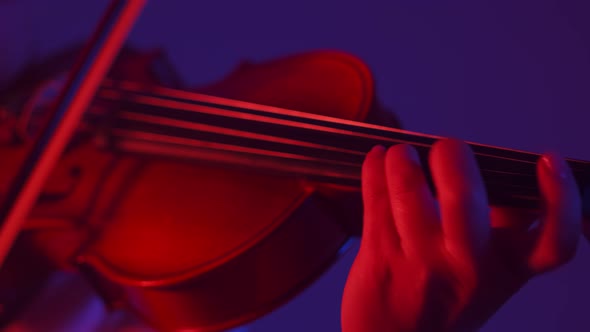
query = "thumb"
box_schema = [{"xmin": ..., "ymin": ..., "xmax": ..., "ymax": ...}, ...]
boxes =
[{"xmin": 528, "ymin": 153, "xmax": 582, "ymax": 274}]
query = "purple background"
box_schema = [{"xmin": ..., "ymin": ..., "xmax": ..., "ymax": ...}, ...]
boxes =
[{"xmin": 2, "ymin": 0, "xmax": 590, "ymax": 331}]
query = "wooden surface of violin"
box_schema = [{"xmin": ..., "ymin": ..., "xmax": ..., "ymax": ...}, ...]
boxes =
[
  {"xmin": 0, "ymin": 46, "xmax": 400, "ymax": 331},
  {"xmin": 77, "ymin": 49, "xmax": 401, "ymax": 331}
]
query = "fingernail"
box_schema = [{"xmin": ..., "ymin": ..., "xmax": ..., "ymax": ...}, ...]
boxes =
[
  {"xmin": 403, "ymin": 144, "xmax": 420, "ymax": 163},
  {"xmin": 371, "ymin": 145, "xmax": 386, "ymax": 153},
  {"xmin": 541, "ymin": 153, "xmax": 569, "ymax": 179}
]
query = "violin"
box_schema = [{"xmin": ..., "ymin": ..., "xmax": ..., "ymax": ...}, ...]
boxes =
[
  {"xmin": 0, "ymin": 43, "xmax": 400, "ymax": 330},
  {"xmin": 2, "ymin": 10, "xmax": 590, "ymax": 332}
]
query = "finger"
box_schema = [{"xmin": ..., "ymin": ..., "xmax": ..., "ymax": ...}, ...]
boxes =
[
  {"xmin": 490, "ymin": 206, "xmax": 539, "ymax": 232},
  {"xmin": 490, "ymin": 206, "xmax": 539, "ymax": 252},
  {"xmin": 361, "ymin": 145, "xmax": 400, "ymax": 251},
  {"xmin": 489, "ymin": 207, "xmax": 539, "ymax": 276},
  {"xmin": 384, "ymin": 144, "xmax": 439, "ymax": 258},
  {"xmin": 429, "ymin": 139, "xmax": 490, "ymax": 262},
  {"xmin": 528, "ymin": 153, "xmax": 581, "ymax": 273}
]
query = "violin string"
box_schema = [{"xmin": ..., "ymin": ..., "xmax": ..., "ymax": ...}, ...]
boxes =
[
  {"xmin": 107, "ymin": 125, "xmax": 539, "ymax": 192},
  {"xmin": 96, "ymin": 87, "xmax": 580, "ymax": 185},
  {"xmin": 92, "ymin": 83, "xmax": 590, "ymax": 200},
  {"xmin": 96, "ymin": 86, "xmax": 539, "ymax": 176},
  {"xmin": 108, "ymin": 126, "xmax": 541, "ymax": 208},
  {"xmin": 106, "ymin": 109, "xmax": 539, "ymax": 186},
  {"xmin": 98, "ymin": 79, "xmax": 590, "ymax": 174},
  {"xmin": 115, "ymin": 109, "xmax": 367, "ymax": 157},
  {"xmin": 102, "ymin": 123, "xmax": 545, "ymax": 208},
  {"xmin": 99, "ymin": 109, "xmax": 542, "ymax": 197},
  {"xmin": 91, "ymin": 91, "xmax": 544, "ymax": 196}
]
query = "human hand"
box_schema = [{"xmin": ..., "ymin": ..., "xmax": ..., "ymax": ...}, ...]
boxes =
[{"xmin": 341, "ymin": 139, "xmax": 581, "ymax": 332}]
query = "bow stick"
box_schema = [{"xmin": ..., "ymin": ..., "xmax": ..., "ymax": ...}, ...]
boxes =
[{"xmin": 0, "ymin": 0, "xmax": 146, "ymax": 268}]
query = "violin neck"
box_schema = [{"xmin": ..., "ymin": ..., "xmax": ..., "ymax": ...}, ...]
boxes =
[{"xmin": 91, "ymin": 80, "xmax": 590, "ymax": 211}]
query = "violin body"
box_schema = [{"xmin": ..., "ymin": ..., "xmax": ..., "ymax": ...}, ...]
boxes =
[
  {"xmin": 0, "ymin": 47, "xmax": 399, "ymax": 330},
  {"xmin": 0, "ymin": 46, "xmax": 180, "ymax": 324}
]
